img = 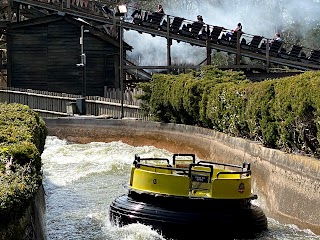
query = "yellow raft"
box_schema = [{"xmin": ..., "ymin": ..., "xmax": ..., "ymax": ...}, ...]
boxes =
[
  {"xmin": 130, "ymin": 153, "xmax": 254, "ymax": 199},
  {"xmin": 110, "ymin": 153, "xmax": 268, "ymax": 239}
]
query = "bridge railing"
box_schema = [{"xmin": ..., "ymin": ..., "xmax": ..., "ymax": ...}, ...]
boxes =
[{"xmin": 0, "ymin": 87, "xmax": 150, "ymax": 119}]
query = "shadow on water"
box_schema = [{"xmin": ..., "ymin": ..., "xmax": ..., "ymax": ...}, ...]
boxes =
[{"xmin": 41, "ymin": 136, "xmax": 320, "ymax": 240}]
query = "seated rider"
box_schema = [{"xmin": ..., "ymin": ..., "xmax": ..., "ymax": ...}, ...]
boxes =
[
  {"xmin": 270, "ymin": 33, "xmax": 282, "ymax": 44},
  {"xmin": 131, "ymin": 8, "xmax": 142, "ymax": 19},
  {"xmin": 226, "ymin": 22, "xmax": 242, "ymax": 40},
  {"xmin": 157, "ymin": 4, "xmax": 164, "ymax": 14},
  {"xmin": 197, "ymin": 15, "xmax": 204, "ymax": 23}
]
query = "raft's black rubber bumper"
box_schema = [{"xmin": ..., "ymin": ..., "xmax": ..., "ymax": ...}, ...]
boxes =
[{"xmin": 109, "ymin": 193, "xmax": 268, "ymax": 239}]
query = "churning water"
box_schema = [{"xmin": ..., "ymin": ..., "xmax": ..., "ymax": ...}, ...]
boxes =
[{"xmin": 42, "ymin": 136, "xmax": 320, "ymax": 240}]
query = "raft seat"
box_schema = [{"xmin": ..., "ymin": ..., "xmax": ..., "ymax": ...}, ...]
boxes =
[
  {"xmin": 172, "ymin": 163, "xmax": 189, "ymax": 176},
  {"xmin": 189, "ymin": 164, "xmax": 213, "ymax": 196},
  {"xmin": 174, "ymin": 159, "xmax": 194, "ymax": 169},
  {"xmin": 168, "ymin": 17, "xmax": 185, "ymax": 34},
  {"xmin": 210, "ymin": 26, "xmax": 224, "ymax": 43},
  {"xmin": 241, "ymin": 35, "xmax": 262, "ymax": 52},
  {"xmin": 173, "ymin": 154, "xmax": 195, "ymax": 174}
]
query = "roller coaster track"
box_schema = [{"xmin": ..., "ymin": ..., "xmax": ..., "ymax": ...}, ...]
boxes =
[{"xmin": 7, "ymin": 0, "xmax": 320, "ymax": 71}]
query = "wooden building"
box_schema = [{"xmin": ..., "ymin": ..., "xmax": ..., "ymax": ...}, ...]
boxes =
[{"xmin": 6, "ymin": 14, "xmax": 131, "ymax": 97}]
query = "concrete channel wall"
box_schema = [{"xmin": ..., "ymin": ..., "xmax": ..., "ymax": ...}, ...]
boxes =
[{"xmin": 44, "ymin": 117, "xmax": 320, "ymax": 235}]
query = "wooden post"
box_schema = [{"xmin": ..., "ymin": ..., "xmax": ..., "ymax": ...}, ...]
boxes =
[
  {"xmin": 8, "ymin": 0, "xmax": 12, "ymax": 23},
  {"xmin": 206, "ymin": 25, "xmax": 211, "ymax": 65},
  {"xmin": 120, "ymin": 17, "xmax": 124, "ymax": 118},
  {"xmin": 266, "ymin": 40, "xmax": 270, "ymax": 73},
  {"xmin": 166, "ymin": 15, "xmax": 171, "ymax": 73},
  {"xmin": 0, "ymin": 50, "xmax": 3, "ymax": 70},
  {"xmin": 16, "ymin": 3, "xmax": 20, "ymax": 23},
  {"xmin": 236, "ymin": 30, "xmax": 241, "ymax": 66},
  {"xmin": 67, "ymin": 0, "xmax": 71, "ymax": 9},
  {"xmin": 6, "ymin": 25, "xmax": 12, "ymax": 87}
]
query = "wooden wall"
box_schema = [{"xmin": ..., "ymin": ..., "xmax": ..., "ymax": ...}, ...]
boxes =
[
  {"xmin": 8, "ymin": 18, "xmax": 120, "ymax": 97},
  {"xmin": 47, "ymin": 21, "xmax": 80, "ymax": 94}
]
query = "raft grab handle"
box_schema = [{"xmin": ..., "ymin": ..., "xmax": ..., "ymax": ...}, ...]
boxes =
[
  {"xmin": 134, "ymin": 162, "xmax": 188, "ymax": 175},
  {"xmin": 198, "ymin": 161, "xmax": 243, "ymax": 170},
  {"xmin": 198, "ymin": 161, "xmax": 251, "ymax": 172},
  {"xmin": 173, "ymin": 153, "xmax": 196, "ymax": 165},
  {"xmin": 134, "ymin": 154, "xmax": 170, "ymax": 164}
]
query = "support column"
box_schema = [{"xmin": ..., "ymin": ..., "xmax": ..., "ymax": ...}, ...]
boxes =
[
  {"xmin": 206, "ymin": 25, "xmax": 211, "ymax": 65},
  {"xmin": 66, "ymin": 0, "xmax": 71, "ymax": 9},
  {"xmin": 0, "ymin": 50, "xmax": 2, "ymax": 69},
  {"xmin": 16, "ymin": 3, "xmax": 20, "ymax": 23},
  {"xmin": 120, "ymin": 17, "xmax": 124, "ymax": 118},
  {"xmin": 166, "ymin": 15, "xmax": 171, "ymax": 73},
  {"xmin": 235, "ymin": 30, "xmax": 241, "ymax": 66},
  {"xmin": 266, "ymin": 41, "xmax": 270, "ymax": 73},
  {"xmin": 8, "ymin": 0, "xmax": 12, "ymax": 22}
]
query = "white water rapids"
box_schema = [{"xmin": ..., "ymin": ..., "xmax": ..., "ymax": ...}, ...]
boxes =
[{"xmin": 41, "ymin": 136, "xmax": 320, "ymax": 240}]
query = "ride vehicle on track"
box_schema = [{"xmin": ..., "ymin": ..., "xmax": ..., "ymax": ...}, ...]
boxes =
[{"xmin": 109, "ymin": 153, "xmax": 268, "ymax": 239}]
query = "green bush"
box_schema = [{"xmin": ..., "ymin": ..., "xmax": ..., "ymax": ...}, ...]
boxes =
[
  {"xmin": 0, "ymin": 103, "xmax": 47, "ymax": 154},
  {"xmin": 272, "ymin": 72, "xmax": 320, "ymax": 154},
  {"xmin": 245, "ymin": 80, "xmax": 278, "ymax": 147},
  {"xmin": 0, "ymin": 103, "xmax": 47, "ymax": 227},
  {"xmin": 138, "ymin": 67, "xmax": 320, "ymax": 157}
]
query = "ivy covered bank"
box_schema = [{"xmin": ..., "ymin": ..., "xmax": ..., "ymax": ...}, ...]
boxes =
[{"xmin": 0, "ymin": 103, "xmax": 47, "ymax": 240}]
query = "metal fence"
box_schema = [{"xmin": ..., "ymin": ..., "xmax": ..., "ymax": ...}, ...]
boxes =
[{"xmin": 0, "ymin": 87, "xmax": 150, "ymax": 120}]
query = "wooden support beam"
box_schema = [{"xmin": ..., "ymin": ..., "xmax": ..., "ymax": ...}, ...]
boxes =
[
  {"xmin": 206, "ymin": 25, "xmax": 211, "ymax": 65},
  {"xmin": 236, "ymin": 30, "xmax": 241, "ymax": 65},
  {"xmin": 166, "ymin": 15, "xmax": 171, "ymax": 73},
  {"xmin": 266, "ymin": 41, "xmax": 270, "ymax": 73},
  {"xmin": 16, "ymin": 3, "xmax": 20, "ymax": 22},
  {"xmin": 8, "ymin": 0, "xmax": 12, "ymax": 23}
]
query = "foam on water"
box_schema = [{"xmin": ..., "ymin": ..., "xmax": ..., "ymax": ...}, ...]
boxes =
[
  {"xmin": 102, "ymin": 221, "xmax": 166, "ymax": 240},
  {"xmin": 42, "ymin": 136, "xmax": 172, "ymax": 187}
]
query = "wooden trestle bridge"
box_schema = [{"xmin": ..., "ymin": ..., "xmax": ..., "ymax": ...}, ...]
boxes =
[{"xmin": 1, "ymin": 0, "xmax": 320, "ymax": 86}]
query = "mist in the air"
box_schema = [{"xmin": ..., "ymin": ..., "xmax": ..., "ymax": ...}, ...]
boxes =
[{"xmin": 123, "ymin": 0, "xmax": 320, "ymax": 66}]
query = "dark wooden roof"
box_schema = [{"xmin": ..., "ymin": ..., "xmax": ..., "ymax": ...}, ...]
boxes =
[{"xmin": 9, "ymin": 14, "xmax": 132, "ymax": 50}]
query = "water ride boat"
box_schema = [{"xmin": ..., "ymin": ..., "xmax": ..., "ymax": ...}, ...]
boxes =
[{"xmin": 109, "ymin": 153, "xmax": 268, "ymax": 239}]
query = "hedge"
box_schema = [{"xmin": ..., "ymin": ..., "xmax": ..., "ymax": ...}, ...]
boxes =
[
  {"xmin": 0, "ymin": 103, "xmax": 47, "ymax": 228},
  {"xmin": 137, "ymin": 67, "xmax": 320, "ymax": 157}
]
